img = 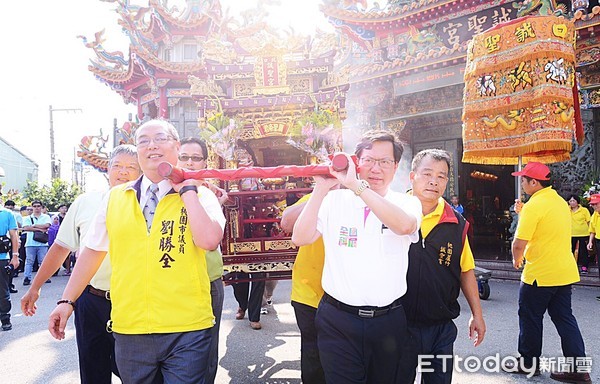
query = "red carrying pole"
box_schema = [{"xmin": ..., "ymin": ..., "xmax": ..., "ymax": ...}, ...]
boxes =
[{"xmin": 158, "ymin": 153, "xmax": 355, "ymax": 183}]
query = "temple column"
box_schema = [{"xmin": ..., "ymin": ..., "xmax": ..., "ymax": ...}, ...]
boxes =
[
  {"xmin": 137, "ymin": 96, "xmax": 144, "ymax": 121},
  {"xmin": 159, "ymin": 86, "xmax": 169, "ymax": 119}
]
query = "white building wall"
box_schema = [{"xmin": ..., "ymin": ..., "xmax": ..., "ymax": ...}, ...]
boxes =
[{"xmin": 0, "ymin": 136, "xmax": 38, "ymax": 192}]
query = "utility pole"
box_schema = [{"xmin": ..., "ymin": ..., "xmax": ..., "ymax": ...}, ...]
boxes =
[
  {"xmin": 113, "ymin": 117, "xmax": 118, "ymax": 147},
  {"xmin": 49, "ymin": 105, "xmax": 82, "ymax": 179}
]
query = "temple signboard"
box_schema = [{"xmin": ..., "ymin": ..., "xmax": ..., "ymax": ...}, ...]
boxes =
[
  {"xmin": 256, "ymin": 122, "xmax": 289, "ymax": 137},
  {"xmin": 262, "ymin": 57, "xmax": 280, "ymax": 87},
  {"xmin": 253, "ymin": 55, "xmax": 290, "ymax": 95},
  {"xmin": 393, "ymin": 65, "xmax": 465, "ymax": 97},
  {"xmin": 437, "ymin": 3, "xmax": 516, "ymax": 48}
]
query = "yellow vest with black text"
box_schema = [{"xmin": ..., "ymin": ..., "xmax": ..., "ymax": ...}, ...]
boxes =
[{"xmin": 106, "ymin": 185, "xmax": 214, "ymax": 334}]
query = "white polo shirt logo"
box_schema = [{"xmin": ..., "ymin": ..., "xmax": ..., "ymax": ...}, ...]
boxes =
[{"xmin": 338, "ymin": 226, "xmax": 358, "ymax": 248}]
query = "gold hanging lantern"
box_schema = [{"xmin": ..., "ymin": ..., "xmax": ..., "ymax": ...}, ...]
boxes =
[{"xmin": 462, "ymin": 15, "xmax": 579, "ymax": 165}]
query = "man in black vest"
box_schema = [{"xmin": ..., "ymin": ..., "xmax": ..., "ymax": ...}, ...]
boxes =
[{"xmin": 397, "ymin": 149, "xmax": 486, "ymax": 384}]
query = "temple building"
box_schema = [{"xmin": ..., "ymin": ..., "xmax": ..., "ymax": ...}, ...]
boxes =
[
  {"xmin": 321, "ymin": 0, "xmax": 600, "ymax": 259},
  {"xmin": 80, "ymin": 0, "xmax": 349, "ymax": 273},
  {"xmin": 82, "ymin": 0, "xmax": 600, "ymax": 263},
  {"xmin": 82, "ymin": 0, "xmax": 347, "ymax": 169}
]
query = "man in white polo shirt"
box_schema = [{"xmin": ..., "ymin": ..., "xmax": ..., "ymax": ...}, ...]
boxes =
[{"xmin": 293, "ymin": 130, "xmax": 422, "ymax": 383}]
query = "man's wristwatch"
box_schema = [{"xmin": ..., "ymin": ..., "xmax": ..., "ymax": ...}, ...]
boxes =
[{"xmin": 354, "ymin": 180, "xmax": 370, "ymax": 196}]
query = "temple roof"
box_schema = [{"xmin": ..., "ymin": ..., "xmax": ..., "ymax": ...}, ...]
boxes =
[
  {"xmin": 150, "ymin": 0, "xmax": 221, "ymax": 31},
  {"xmin": 325, "ymin": 0, "xmax": 600, "ymax": 87},
  {"xmin": 320, "ymin": 0, "xmax": 486, "ymax": 28},
  {"xmin": 82, "ymin": 0, "xmax": 341, "ymax": 103}
]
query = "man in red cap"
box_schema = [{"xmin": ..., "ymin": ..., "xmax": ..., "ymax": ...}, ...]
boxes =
[
  {"xmin": 586, "ymin": 193, "xmax": 600, "ymax": 301},
  {"xmin": 506, "ymin": 162, "xmax": 590, "ymax": 383}
]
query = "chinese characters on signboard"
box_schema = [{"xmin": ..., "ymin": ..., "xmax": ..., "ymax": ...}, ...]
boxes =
[
  {"xmin": 261, "ymin": 57, "xmax": 280, "ymax": 87},
  {"xmin": 258, "ymin": 122, "xmax": 289, "ymax": 137},
  {"xmin": 437, "ymin": 4, "xmax": 516, "ymax": 48},
  {"xmin": 393, "ymin": 65, "xmax": 465, "ymax": 97}
]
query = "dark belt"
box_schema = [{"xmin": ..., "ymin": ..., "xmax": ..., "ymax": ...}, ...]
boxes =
[
  {"xmin": 87, "ymin": 285, "xmax": 110, "ymax": 300},
  {"xmin": 323, "ymin": 292, "xmax": 402, "ymax": 318}
]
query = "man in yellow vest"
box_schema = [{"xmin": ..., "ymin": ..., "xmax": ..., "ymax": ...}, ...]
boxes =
[
  {"xmin": 48, "ymin": 120, "xmax": 226, "ymax": 383},
  {"xmin": 22, "ymin": 144, "xmax": 140, "ymax": 383}
]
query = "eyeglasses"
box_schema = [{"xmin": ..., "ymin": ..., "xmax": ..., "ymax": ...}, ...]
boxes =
[
  {"xmin": 26, "ymin": 208, "xmax": 34, "ymax": 211},
  {"xmin": 32, "ymin": 205, "xmax": 42, "ymax": 208},
  {"xmin": 359, "ymin": 157, "xmax": 396, "ymax": 169},
  {"xmin": 136, "ymin": 134, "xmax": 173, "ymax": 147},
  {"xmin": 178, "ymin": 155, "xmax": 205, "ymax": 162},
  {"xmin": 110, "ymin": 164, "xmax": 140, "ymax": 172}
]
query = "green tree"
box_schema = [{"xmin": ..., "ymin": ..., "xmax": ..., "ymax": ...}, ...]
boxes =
[
  {"xmin": 21, "ymin": 179, "xmax": 82, "ymax": 211},
  {"xmin": 1, "ymin": 184, "xmax": 28, "ymax": 208}
]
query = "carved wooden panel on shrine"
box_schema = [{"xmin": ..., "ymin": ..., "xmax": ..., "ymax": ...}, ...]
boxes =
[{"xmin": 222, "ymin": 188, "xmax": 312, "ymax": 277}]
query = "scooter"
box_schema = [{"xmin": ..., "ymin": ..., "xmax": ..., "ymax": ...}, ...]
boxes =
[{"xmin": 475, "ymin": 266, "xmax": 492, "ymax": 300}]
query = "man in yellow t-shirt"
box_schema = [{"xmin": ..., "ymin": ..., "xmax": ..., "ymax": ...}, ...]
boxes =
[
  {"xmin": 510, "ymin": 162, "xmax": 589, "ymax": 383},
  {"xmin": 281, "ymin": 193, "xmax": 326, "ymax": 384},
  {"xmin": 398, "ymin": 149, "xmax": 485, "ymax": 384},
  {"xmin": 568, "ymin": 194, "xmax": 591, "ymax": 273},
  {"xmin": 586, "ymin": 193, "xmax": 600, "ymax": 301}
]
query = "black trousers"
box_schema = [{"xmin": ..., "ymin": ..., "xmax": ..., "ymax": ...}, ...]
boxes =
[
  {"xmin": 17, "ymin": 234, "xmax": 26, "ymax": 273},
  {"xmin": 10, "ymin": 234, "xmax": 26, "ymax": 285},
  {"xmin": 231, "ymin": 273, "xmax": 265, "ymax": 322},
  {"xmin": 74, "ymin": 288, "xmax": 119, "ymax": 384},
  {"xmin": 572, "ymin": 236, "xmax": 591, "ymax": 268},
  {"xmin": 396, "ymin": 321, "xmax": 458, "ymax": 384},
  {"xmin": 292, "ymin": 301, "xmax": 326, "ymax": 384},
  {"xmin": 0, "ymin": 259, "xmax": 11, "ymax": 325},
  {"xmin": 316, "ymin": 296, "xmax": 407, "ymax": 384}
]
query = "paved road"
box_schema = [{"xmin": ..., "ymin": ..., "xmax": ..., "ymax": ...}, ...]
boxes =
[{"xmin": 2, "ymin": 274, "xmax": 598, "ymax": 383}]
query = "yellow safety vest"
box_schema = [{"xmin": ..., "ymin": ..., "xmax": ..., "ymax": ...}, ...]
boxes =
[{"xmin": 106, "ymin": 185, "xmax": 214, "ymax": 334}]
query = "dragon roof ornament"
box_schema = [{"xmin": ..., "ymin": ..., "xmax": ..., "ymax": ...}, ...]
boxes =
[
  {"xmin": 77, "ymin": 30, "xmax": 129, "ymax": 71},
  {"xmin": 150, "ymin": 0, "xmax": 220, "ymax": 30},
  {"xmin": 76, "ymin": 128, "xmax": 111, "ymax": 172},
  {"xmin": 77, "ymin": 121, "xmax": 141, "ymax": 172}
]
